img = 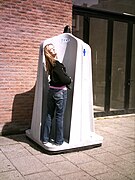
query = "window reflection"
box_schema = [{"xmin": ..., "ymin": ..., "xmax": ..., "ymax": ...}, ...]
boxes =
[
  {"xmin": 73, "ymin": 0, "xmax": 135, "ymax": 15},
  {"xmin": 129, "ymin": 25, "xmax": 135, "ymax": 108}
]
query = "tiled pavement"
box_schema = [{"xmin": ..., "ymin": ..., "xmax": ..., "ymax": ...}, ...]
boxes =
[{"xmin": 0, "ymin": 115, "xmax": 135, "ymax": 180}]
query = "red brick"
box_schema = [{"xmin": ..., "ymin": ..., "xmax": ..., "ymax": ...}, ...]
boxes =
[{"xmin": 0, "ymin": 0, "xmax": 72, "ymax": 135}]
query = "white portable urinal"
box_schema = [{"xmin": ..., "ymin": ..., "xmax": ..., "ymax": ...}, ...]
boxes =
[{"xmin": 26, "ymin": 33, "xmax": 103, "ymax": 154}]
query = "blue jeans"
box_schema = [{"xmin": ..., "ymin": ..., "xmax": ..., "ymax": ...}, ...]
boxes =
[{"xmin": 43, "ymin": 89, "xmax": 67, "ymax": 145}]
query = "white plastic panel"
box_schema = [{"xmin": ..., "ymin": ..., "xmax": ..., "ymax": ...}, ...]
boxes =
[{"xmin": 26, "ymin": 33, "xmax": 103, "ymax": 152}]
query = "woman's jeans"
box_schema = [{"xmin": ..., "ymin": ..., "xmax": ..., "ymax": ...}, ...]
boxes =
[{"xmin": 43, "ymin": 89, "xmax": 67, "ymax": 145}]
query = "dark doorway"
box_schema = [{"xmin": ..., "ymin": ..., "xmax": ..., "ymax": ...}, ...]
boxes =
[{"xmin": 73, "ymin": 5, "xmax": 135, "ymax": 116}]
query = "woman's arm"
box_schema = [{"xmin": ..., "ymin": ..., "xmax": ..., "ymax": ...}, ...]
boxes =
[{"xmin": 53, "ymin": 62, "xmax": 71, "ymax": 85}]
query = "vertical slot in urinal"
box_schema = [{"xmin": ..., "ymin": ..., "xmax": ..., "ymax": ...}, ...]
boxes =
[
  {"xmin": 40, "ymin": 65, "xmax": 49, "ymax": 141},
  {"xmin": 62, "ymin": 35, "xmax": 77, "ymax": 142}
]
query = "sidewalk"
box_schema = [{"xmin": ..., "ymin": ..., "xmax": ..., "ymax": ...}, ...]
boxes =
[{"xmin": 0, "ymin": 115, "xmax": 135, "ymax": 180}]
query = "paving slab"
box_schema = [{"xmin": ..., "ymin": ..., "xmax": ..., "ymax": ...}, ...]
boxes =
[
  {"xmin": 94, "ymin": 170, "xmax": 131, "ymax": 180},
  {"xmin": 7, "ymin": 134, "xmax": 43, "ymax": 155},
  {"xmin": 0, "ymin": 136, "xmax": 18, "ymax": 146},
  {"xmin": 108, "ymin": 159, "xmax": 135, "ymax": 179},
  {"xmin": 10, "ymin": 155, "xmax": 48, "ymax": 176},
  {"xmin": 62, "ymin": 151, "xmax": 94, "ymax": 165},
  {"xmin": 0, "ymin": 170, "xmax": 24, "ymax": 180},
  {"xmin": 0, "ymin": 151, "xmax": 15, "ymax": 173},
  {"xmin": 0, "ymin": 144, "xmax": 31, "ymax": 160},
  {"xmin": 35, "ymin": 153, "xmax": 65, "ymax": 165},
  {"xmin": 24, "ymin": 170, "xmax": 61, "ymax": 180},
  {"xmin": 91, "ymin": 151, "xmax": 123, "ymax": 165},
  {"xmin": 120, "ymin": 152, "xmax": 135, "ymax": 163},
  {"xmin": 84, "ymin": 146, "xmax": 107, "ymax": 155},
  {"xmin": 46, "ymin": 160, "xmax": 80, "ymax": 176},
  {"xmin": 104, "ymin": 144, "xmax": 133, "ymax": 156},
  {"xmin": 60, "ymin": 171, "xmax": 97, "ymax": 180},
  {"xmin": 0, "ymin": 115, "xmax": 134, "ymax": 180},
  {"xmin": 78, "ymin": 160, "xmax": 112, "ymax": 176}
]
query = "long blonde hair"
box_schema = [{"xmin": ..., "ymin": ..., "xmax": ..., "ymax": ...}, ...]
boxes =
[{"xmin": 44, "ymin": 44, "xmax": 56, "ymax": 75}]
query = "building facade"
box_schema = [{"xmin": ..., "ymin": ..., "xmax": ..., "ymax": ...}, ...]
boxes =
[
  {"xmin": 0, "ymin": 0, "xmax": 72, "ymax": 135},
  {"xmin": 0, "ymin": 0, "xmax": 134, "ymax": 135},
  {"xmin": 73, "ymin": 0, "xmax": 135, "ymax": 117}
]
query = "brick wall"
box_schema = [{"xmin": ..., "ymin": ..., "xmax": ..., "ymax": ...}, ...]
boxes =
[{"xmin": 0, "ymin": 0, "xmax": 72, "ymax": 135}]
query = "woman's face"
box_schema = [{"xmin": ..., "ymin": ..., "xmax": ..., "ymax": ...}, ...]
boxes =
[{"xmin": 47, "ymin": 44, "xmax": 56, "ymax": 58}]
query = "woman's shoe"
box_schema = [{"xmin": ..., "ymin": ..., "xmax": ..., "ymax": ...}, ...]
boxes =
[{"xmin": 42, "ymin": 141, "xmax": 48, "ymax": 144}]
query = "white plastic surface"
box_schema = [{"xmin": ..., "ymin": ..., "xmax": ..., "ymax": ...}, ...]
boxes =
[{"xmin": 26, "ymin": 33, "xmax": 103, "ymax": 152}]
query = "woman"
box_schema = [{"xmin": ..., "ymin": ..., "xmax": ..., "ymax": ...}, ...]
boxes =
[{"xmin": 42, "ymin": 43, "xmax": 71, "ymax": 146}]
